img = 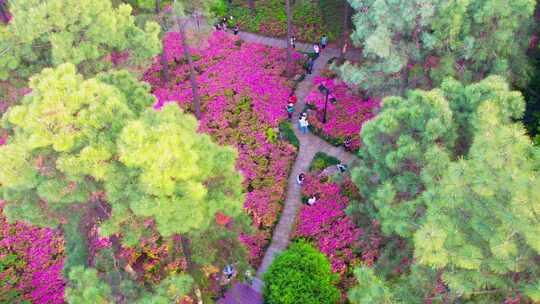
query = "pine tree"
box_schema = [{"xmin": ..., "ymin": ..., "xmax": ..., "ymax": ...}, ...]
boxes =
[
  {"xmin": 341, "ymin": 0, "xmax": 443, "ymax": 96},
  {"xmin": 0, "ymin": 63, "xmax": 247, "ymax": 301},
  {"xmin": 350, "ymin": 76, "xmax": 540, "ymax": 302},
  {"xmin": 351, "ymin": 88, "xmax": 456, "ymax": 238},
  {"xmin": 429, "ymin": 0, "xmax": 535, "ymax": 87},
  {"xmin": 414, "ymin": 101, "xmax": 540, "ymax": 301},
  {"xmin": 0, "ymin": 0, "xmax": 161, "ymax": 80},
  {"xmin": 341, "ymin": 0, "xmax": 535, "ymax": 96}
]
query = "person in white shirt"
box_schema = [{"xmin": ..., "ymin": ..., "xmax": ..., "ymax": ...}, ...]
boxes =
[
  {"xmin": 313, "ymin": 43, "xmax": 320, "ymax": 59},
  {"xmin": 307, "ymin": 195, "xmax": 317, "ymax": 206},
  {"xmin": 298, "ymin": 114, "xmax": 309, "ymax": 134}
]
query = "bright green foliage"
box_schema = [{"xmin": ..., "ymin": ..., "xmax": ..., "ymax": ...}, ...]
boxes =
[
  {"xmin": 0, "ymin": 63, "xmax": 152, "ymax": 227},
  {"xmin": 342, "ymin": 0, "xmax": 535, "ymax": 95},
  {"xmin": 263, "ymin": 241, "xmax": 340, "ymax": 304},
  {"xmin": 100, "ymin": 103, "xmax": 244, "ymax": 242},
  {"xmin": 0, "ymin": 63, "xmax": 247, "ymax": 300},
  {"xmin": 352, "ymin": 89, "xmax": 456, "ymax": 238},
  {"xmin": 440, "ymin": 76, "xmax": 526, "ymax": 154},
  {"xmin": 348, "ymin": 266, "xmax": 394, "ymax": 304},
  {"xmin": 415, "ymin": 102, "xmax": 540, "ymax": 299},
  {"xmin": 65, "ymin": 266, "xmax": 114, "ymax": 304},
  {"xmin": 0, "ymin": 0, "xmax": 161, "ymax": 80}
]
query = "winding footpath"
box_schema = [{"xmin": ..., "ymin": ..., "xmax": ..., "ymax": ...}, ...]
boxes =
[
  {"xmin": 231, "ymin": 32, "xmax": 360, "ymax": 295},
  {"xmin": 180, "ymin": 21, "xmax": 363, "ymax": 301}
]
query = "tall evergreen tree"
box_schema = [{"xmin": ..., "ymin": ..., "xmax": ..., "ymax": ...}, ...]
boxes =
[
  {"xmin": 415, "ymin": 101, "xmax": 540, "ymax": 301},
  {"xmin": 0, "ymin": 0, "xmax": 161, "ymax": 80},
  {"xmin": 430, "ymin": 0, "xmax": 535, "ymax": 87},
  {"xmin": 350, "ymin": 76, "xmax": 540, "ymax": 302},
  {"xmin": 341, "ymin": 0, "xmax": 535, "ymax": 96},
  {"xmin": 341, "ymin": 0, "xmax": 442, "ymax": 96},
  {"xmin": 0, "ymin": 63, "xmax": 247, "ymax": 302},
  {"xmin": 351, "ymin": 89, "xmax": 456, "ymax": 238}
]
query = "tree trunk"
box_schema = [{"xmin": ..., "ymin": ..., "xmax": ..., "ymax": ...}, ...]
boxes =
[
  {"xmin": 155, "ymin": 0, "xmax": 161, "ymax": 14},
  {"xmin": 180, "ymin": 236, "xmax": 204, "ymax": 304},
  {"xmin": 338, "ymin": 1, "xmax": 350, "ymax": 63},
  {"xmin": 248, "ymin": 0, "xmax": 255, "ymax": 15},
  {"xmin": 399, "ymin": 61, "xmax": 410, "ymax": 96},
  {"xmin": 179, "ymin": 22, "xmax": 202, "ymax": 119},
  {"xmin": 285, "ymin": 0, "xmax": 293, "ymax": 78},
  {"xmin": 160, "ymin": 51, "xmax": 170, "ymax": 84},
  {"xmin": 0, "ymin": 2, "xmax": 9, "ymax": 24}
]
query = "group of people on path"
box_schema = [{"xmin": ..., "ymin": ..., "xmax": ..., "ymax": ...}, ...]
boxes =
[
  {"xmin": 285, "ymin": 92, "xmax": 309, "ymax": 135},
  {"xmin": 215, "ymin": 16, "xmax": 239, "ymax": 35}
]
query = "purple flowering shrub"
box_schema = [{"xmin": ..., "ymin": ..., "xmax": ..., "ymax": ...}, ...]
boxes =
[
  {"xmin": 0, "ymin": 203, "xmax": 65, "ymax": 304},
  {"xmin": 144, "ymin": 31, "xmax": 302, "ymax": 266},
  {"xmin": 305, "ymin": 76, "xmax": 380, "ymax": 151}
]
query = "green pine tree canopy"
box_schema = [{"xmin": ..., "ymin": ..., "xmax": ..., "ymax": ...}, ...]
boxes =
[
  {"xmin": 350, "ymin": 76, "xmax": 540, "ymax": 301},
  {"xmin": 0, "ymin": 0, "xmax": 161, "ymax": 80},
  {"xmin": 0, "ymin": 63, "xmax": 247, "ymax": 301},
  {"xmin": 341, "ymin": 0, "xmax": 535, "ymax": 96}
]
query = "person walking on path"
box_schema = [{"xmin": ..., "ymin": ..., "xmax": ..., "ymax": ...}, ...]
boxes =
[
  {"xmin": 290, "ymin": 35, "xmax": 296, "ymax": 49},
  {"xmin": 313, "ymin": 43, "xmax": 320, "ymax": 59},
  {"xmin": 233, "ymin": 24, "xmax": 239, "ymax": 35},
  {"xmin": 320, "ymin": 35, "xmax": 328, "ymax": 49},
  {"xmin": 343, "ymin": 136, "xmax": 352, "ymax": 152},
  {"xmin": 298, "ymin": 113, "xmax": 309, "ymax": 134},
  {"xmin": 306, "ymin": 57, "xmax": 314, "ymax": 74},
  {"xmin": 286, "ymin": 103, "xmax": 295, "ymax": 120},
  {"xmin": 297, "ymin": 173, "xmax": 306, "ymax": 185}
]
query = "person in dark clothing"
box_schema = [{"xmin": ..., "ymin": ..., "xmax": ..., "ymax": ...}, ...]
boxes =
[
  {"xmin": 297, "ymin": 173, "xmax": 306, "ymax": 185},
  {"xmin": 233, "ymin": 24, "xmax": 239, "ymax": 35},
  {"xmin": 306, "ymin": 57, "xmax": 314, "ymax": 74},
  {"xmin": 223, "ymin": 264, "xmax": 235, "ymax": 280},
  {"xmin": 343, "ymin": 136, "xmax": 352, "ymax": 152},
  {"xmin": 290, "ymin": 36, "xmax": 296, "ymax": 49},
  {"xmin": 286, "ymin": 103, "xmax": 295, "ymax": 120}
]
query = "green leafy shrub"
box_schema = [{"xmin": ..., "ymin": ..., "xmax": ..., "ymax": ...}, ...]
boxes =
[
  {"xmin": 309, "ymin": 152, "xmax": 341, "ymax": 172},
  {"xmin": 279, "ymin": 121, "xmax": 299, "ymax": 149},
  {"xmin": 263, "ymin": 241, "xmax": 340, "ymax": 304}
]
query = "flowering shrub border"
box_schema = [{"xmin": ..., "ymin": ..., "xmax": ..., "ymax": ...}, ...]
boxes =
[
  {"xmin": 144, "ymin": 31, "xmax": 303, "ymax": 266},
  {"xmin": 304, "ymin": 76, "xmax": 379, "ymax": 152}
]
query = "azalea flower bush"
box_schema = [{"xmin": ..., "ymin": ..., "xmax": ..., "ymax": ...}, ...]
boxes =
[
  {"xmin": 305, "ymin": 76, "xmax": 379, "ymax": 151},
  {"xmin": 144, "ymin": 31, "xmax": 302, "ymax": 266},
  {"xmin": 0, "ymin": 203, "xmax": 65, "ymax": 304},
  {"xmin": 293, "ymin": 173, "xmax": 381, "ymax": 293}
]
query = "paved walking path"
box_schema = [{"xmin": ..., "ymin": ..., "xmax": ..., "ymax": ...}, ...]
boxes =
[
  {"xmin": 234, "ymin": 32, "xmax": 359, "ymax": 294},
  {"xmin": 184, "ymin": 20, "xmax": 361, "ymax": 300}
]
